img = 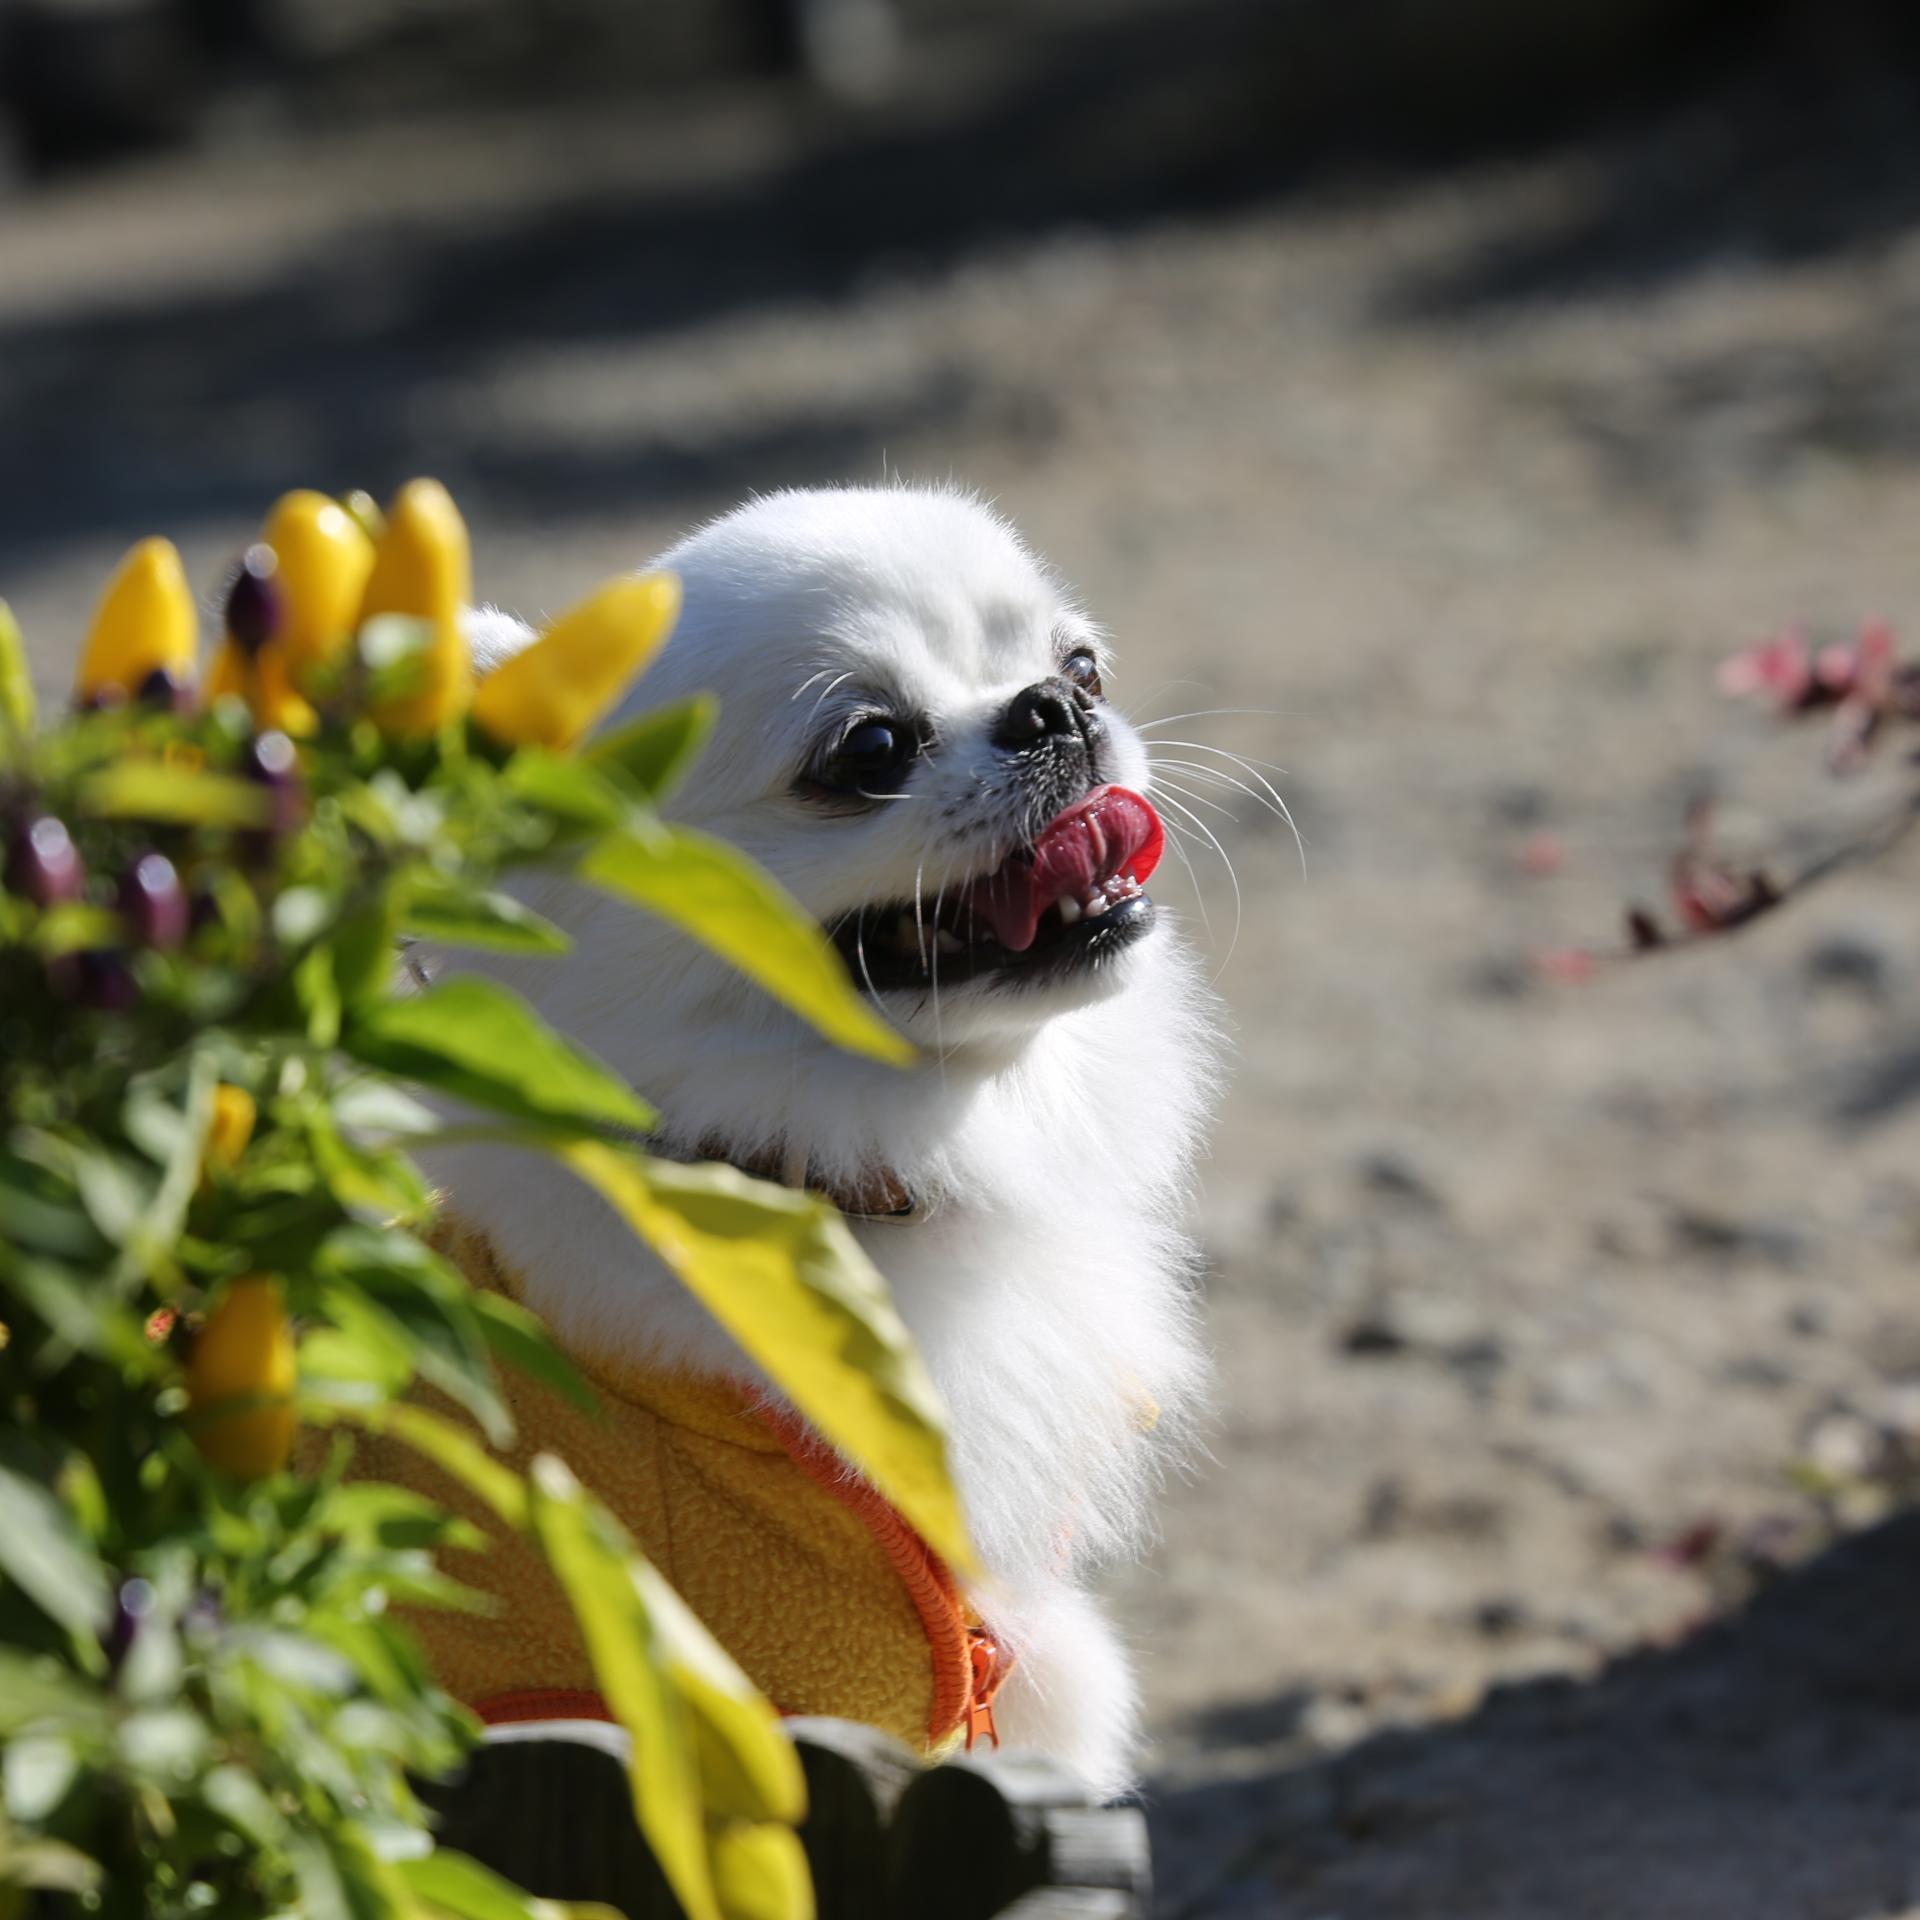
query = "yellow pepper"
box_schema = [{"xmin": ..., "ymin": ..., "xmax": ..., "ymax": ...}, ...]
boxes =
[
  {"xmin": 203, "ymin": 634, "xmax": 317, "ymax": 735},
  {"xmin": 249, "ymin": 646, "xmax": 319, "ymax": 737},
  {"xmin": 360, "ymin": 478, "xmax": 472, "ymax": 736},
  {"xmin": 75, "ymin": 537, "xmax": 197, "ymax": 702},
  {"xmin": 260, "ymin": 489, "xmax": 375, "ymax": 689},
  {"xmin": 205, "ymin": 1084, "xmax": 257, "ymax": 1175},
  {"xmin": 204, "ymin": 639, "xmax": 248, "ymax": 707},
  {"xmin": 471, "ymin": 573, "xmax": 682, "ymax": 751},
  {"xmin": 186, "ymin": 1276, "xmax": 295, "ymax": 1479}
]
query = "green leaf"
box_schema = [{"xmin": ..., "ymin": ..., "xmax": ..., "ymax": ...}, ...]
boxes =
[
  {"xmin": 560, "ymin": 1144, "xmax": 973, "ymax": 1579},
  {"xmin": 0, "ymin": 1455, "xmax": 111, "ymax": 1640},
  {"xmin": 343, "ymin": 977, "xmax": 654, "ymax": 1137},
  {"xmin": 303, "ymin": 1400, "xmax": 528, "ymax": 1530},
  {"xmin": 0, "ymin": 1155, "xmax": 108, "ymax": 1261},
  {"xmin": 467, "ymin": 1287, "xmax": 597, "ymax": 1417},
  {"xmin": 524, "ymin": 1456, "xmax": 720, "ymax": 1920},
  {"xmin": 0, "ymin": 1827, "xmax": 102, "ymax": 1895},
  {"xmin": 400, "ymin": 1849, "xmax": 617, "ymax": 1920},
  {"xmin": 400, "ymin": 874, "xmax": 571, "ymax": 956},
  {"xmin": 578, "ymin": 825, "xmax": 912, "ymax": 1068},
  {"xmin": 329, "ymin": 1078, "xmax": 440, "ymax": 1139},
  {"xmin": 201, "ymin": 1763, "xmax": 290, "ymax": 1847},
  {"xmin": 76, "ymin": 762, "xmax": 273, "ymax": 829},
  {"xmin": 118, "ymin": 1706, "xmax": 210, "ymax": 1777},
  {"xmin": 0, "ymin": 599, "xmax": 35, "ymax": 740},
  {"xmin": 319, "ymin": 1481, "xmax": 488, "ymax": 1557},
  {"xmin": 0, "ymin": 1256, "xmax": 150, "ymax": 1366},
  {"xmin": 0, "ymin": 1652, "xmax": 107, "ymax": 1735},
  {"xmin": 502, "ymin": 750, "xmax": 630, "ymax": 830},
  {"xmin": 587, "ymin": 693, "xmax": 718, "ymax": 802},
  {"xmin": 3, "ymin": 1736, "xmax": 78, "ymax": 1822},
  {"xmin": 315, "ymin": 1228, "xmax": 512, "ymax": 1447}
]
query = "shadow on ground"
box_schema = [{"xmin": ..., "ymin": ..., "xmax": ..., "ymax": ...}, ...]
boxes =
[
  {"xmin": 1, "ymin": 0, "xmax": 1904, "ymax": 563},
  {"xmin": 1150, "ymin": 1513, "xmax": 1920, "ymax": 1918}
]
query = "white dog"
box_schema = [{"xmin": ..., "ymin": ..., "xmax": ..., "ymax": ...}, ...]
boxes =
[{"xmin": 433, "ymin": 485, "xmax": 1220, "ymax": 1797}]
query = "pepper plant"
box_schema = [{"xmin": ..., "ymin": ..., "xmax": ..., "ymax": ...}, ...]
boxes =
[{"xmin": 0, "ymin": 482, "xmax": 966, "ymax": 1920}]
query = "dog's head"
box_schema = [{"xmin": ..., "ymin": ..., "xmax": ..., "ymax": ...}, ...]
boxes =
[{"xmin": 555, "ymin": 485, "xmax": 1172, "ymax": 1053}]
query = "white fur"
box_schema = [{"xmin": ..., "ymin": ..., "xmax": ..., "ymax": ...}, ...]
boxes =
[{"xmin": 429, "ymin": 486, "xmax": 1220, "ymax": 1798}]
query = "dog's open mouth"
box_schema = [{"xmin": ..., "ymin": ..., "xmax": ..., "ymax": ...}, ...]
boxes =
[{"xmin": 830, "ymin": 785, "xmax": 1167, "ymax": 991}]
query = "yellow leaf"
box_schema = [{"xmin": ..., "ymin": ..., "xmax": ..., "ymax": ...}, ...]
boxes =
[
  {"xmin": 75, "ymin": 538, "xmax": 197, "ymax": 700},
  {"xmin": 360, "ymin": 479, "xmax": 472, "ymax": 735},
  {"xmin": 0, "ymin": 599, "xmax": 35, "ymax": 737},
  {"xmin": 77, "ymin": 762, "xmax": 273, "ymax": 830},
  {"xmin": 525, "ymin": 1454, "xmax": 722, "ymax": 1920},
  {"xmin": 631, "ymin": 1558, "xmax": 805, "ymax": 1826},
  {"xmin": 708, "ymin": 1821, "xmax": 814, "ymax": 1920},
  {"xmin": 560, "ymin": 1144, "xmax": 973, "ymax": 1578},
  {"xmin": 577, "ymin": 826, "xmax": 912, "ymax": 1068},
  {"xmin": 473, "ymin": 574, "xmax": 682, "ymax": 751}
]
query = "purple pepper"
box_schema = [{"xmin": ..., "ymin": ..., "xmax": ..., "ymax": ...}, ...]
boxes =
[
  {"xmin": 224, "ymin": 546, "xmax": 283, "ymax": 658},
  {"xmin": 137, "ymin": 665, "xmax": 196, "ymax": 713},
  {"xmin": 55, "ymin": 949, "xmax": 138, "ymax": 1011},
  {"xmin": 102, "ymin": 1576, "xmax": 156, "ymax": 1672},
  {"xmin": 6, "ymin": 815, "xmax": 86, "ymax": 906},
  {"xmin": 241, "ymin": 729, "xmax": 304, "ymax": 838},
  {"xmin": 119, "ymin": 852, "xmax": 188, "ymax": 950}
]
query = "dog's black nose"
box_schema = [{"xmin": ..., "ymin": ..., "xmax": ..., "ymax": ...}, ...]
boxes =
[{"xmin": 994, "ymin": 680, "xmax": 1082, "ymax": 750}]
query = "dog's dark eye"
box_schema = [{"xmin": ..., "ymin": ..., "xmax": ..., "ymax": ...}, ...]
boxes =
[
  {"xmin": 1062, "ymin": 649, "xmax": 1104, "ymax": 700},
  {"xmin": 822, "ymin": 718, "xmax": 917, "ymax": 794}
]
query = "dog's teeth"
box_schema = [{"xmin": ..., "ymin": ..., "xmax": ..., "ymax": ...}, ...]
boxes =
[
  {"xmin": 1057, "ymin": 896, "xmax": 1083, "ymax": 926},
  {"xmin": 935, "ymin": 929, "xmax": 965, "ymax": 954},
  {"xmin": 1082, "ymin": 892, "xmax": 1109, "ymax": 919}
]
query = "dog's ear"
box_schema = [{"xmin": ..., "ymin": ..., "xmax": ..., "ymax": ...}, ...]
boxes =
[{"xmin": 462, "ymin": 605, "xmax": 539, "ymax": 677}]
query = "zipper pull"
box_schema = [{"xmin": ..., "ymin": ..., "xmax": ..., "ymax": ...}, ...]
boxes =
[{"xmin": 964, "ymin": 1627, "xmax": 1011, "ymax": 1751}]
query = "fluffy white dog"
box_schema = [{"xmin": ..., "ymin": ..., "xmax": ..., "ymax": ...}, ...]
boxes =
[{"xmin": 433, "ymin": 485, "xmax": 1219, "ymax": 1797}]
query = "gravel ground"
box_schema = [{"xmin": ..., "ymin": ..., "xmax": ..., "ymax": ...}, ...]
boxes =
[{"xmin": 6, "ymin": 13, "xmax": 1920, "ymax": 1913}]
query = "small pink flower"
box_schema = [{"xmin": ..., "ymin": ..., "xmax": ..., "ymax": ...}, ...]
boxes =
[
  {"xmin": 1518, "ymin": 831, "xmax": 1565, "ymax": 877},
  {"xmin": 1534, "ymin": 946, "xmax": 1596, "ymax": 984},
  {"xmin": 1718, "ymin": 627, "xmax": 1812, "ymax": 709}
]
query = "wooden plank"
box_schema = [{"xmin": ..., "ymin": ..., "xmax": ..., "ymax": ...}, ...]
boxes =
[
  {"xmin": 423, "ymin": 1719, "xmax": 1151, "ymax": 1918},
  {"xmin": 422, "ymin": 1731, "xmax": 682, "ymax": 1915},
  {"xmin": 786, "ymin": 1717, "xmax": 917, "ymax": 1916}
]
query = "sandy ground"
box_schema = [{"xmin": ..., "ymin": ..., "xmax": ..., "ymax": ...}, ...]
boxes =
[{"xmin": 6, "ymin": 15, "xmax": 1920, "ymax": 1913}]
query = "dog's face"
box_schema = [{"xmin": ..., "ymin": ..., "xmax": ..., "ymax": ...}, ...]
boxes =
[{"xmin": 607, "ymin": 487, "xmax": 1169, "ymax": 1049}]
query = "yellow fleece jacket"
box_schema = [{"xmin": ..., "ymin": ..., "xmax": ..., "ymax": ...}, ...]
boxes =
[{"xmin": 347, "ymin": 1219, "xmax": 985, "ymax": 1752}]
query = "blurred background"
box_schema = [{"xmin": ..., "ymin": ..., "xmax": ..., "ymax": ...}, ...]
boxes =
[{"xmin": 8, "ymin": 1, "xmax": 1920, "ymax": 1912}]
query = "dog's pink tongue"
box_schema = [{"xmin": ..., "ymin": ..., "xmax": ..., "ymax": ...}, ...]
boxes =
[{"xmin": 968, "ymin": 786, "xmax": 1166, "ymax": 953}]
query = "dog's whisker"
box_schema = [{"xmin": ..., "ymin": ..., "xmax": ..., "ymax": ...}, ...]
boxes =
[
  {"xmin": 1153, "ymin": 804, "xmax": 1216, "ymax": 947},
  {"xmin": 1147, "ymin": 742, "xmax": 1304, "ymax": 876},
  {"xmin": 1141, "ymin": 735, "xmax": 1292, "ymax": 778},
  {"xmin": 1151, "ymin": 756, "xmax": 1304, "ymax": 842},
  {"xmin": 803, "ymin": 669, "xmax": 858, "ymax": 726},
  {"xmin": 851, "ymin": 906, "xmax": 885, "ymax": 1009},
  {"xmin": 1148, "ymin": 774, "xmax": 1240, "ymax": 824},
  {"xmin": 1154, "ymin": 789, "xmax": 1244, "ymax": 971},
  {"xmin": 1133, "ymin": 707, "xmax": 1280, "ymax": 733},
  {"xmin": 791, "ymin": 665, "xmax": 841, "ymax": 701}
]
